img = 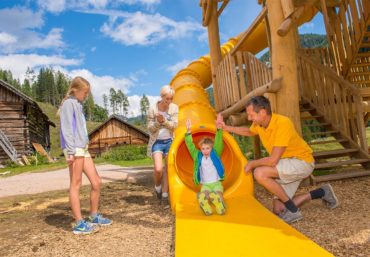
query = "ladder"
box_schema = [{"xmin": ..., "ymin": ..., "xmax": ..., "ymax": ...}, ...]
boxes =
[{"xmin": 0, "ymin": 128, "xmax": 18, "ymax": 162}]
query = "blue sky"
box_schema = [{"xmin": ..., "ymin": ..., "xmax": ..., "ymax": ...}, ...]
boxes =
[{"xmin": 0, "ymin": 0, "xmax": 325, "ymax": 117}]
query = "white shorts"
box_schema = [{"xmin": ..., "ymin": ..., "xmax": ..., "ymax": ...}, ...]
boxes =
[
  {"xmin": 275, "ymin": 158, "xmax": 314, "ymax": 198},
  {"xmin": 63, "ymin": 146, "xmax": 91, "ymax": 159}
]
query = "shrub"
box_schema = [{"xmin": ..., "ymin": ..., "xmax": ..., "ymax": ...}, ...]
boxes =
[{"xmin": 101, "ymin": 145, "xmax": 147, "ymax": 161}]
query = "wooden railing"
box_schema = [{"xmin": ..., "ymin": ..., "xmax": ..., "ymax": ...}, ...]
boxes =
[
  {"xmin": 298, "ymin": 51, "xmax": 368, "ymax": 152},
  {"xmin": 321, "ymin": 0, "xmax": 370, "ymax": 77},
  {"xmin": 215, "ymin": 51, "xmax": 272, "ymax": 111}
]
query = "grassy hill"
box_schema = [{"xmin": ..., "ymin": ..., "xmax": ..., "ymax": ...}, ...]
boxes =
[{"xmin": 37, "ymin": 102, "xmax": 101, "ymax": 157}]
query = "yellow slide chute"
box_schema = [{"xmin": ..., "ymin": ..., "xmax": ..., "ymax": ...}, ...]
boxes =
[{"xmin": 167, "ymin": 5, "xmax": 332, "ymax": 257}]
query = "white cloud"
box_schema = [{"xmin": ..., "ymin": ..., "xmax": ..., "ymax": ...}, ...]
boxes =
[
  {"xmin": 117, "ymin": 0, "xmax": 160, "ymax": 5},
  {"xmin": 166, "ymin": 59, "xmax": 191, "ymax": 75},
  {"xmin": 0, "ymin": 54, "xmax": 81, "ymax": 81},
  {"xmin": 91, "ymin": 47, "xmax": 97, "ymax": 52},
  {"xmin": 0, "ymin": 7, "xmax": 44, "ymax": 32},
  {"xmin": 36, "ymin": 0, "xmax": 160, "ymax": 13},
  {"xmin": 100, "ymin": 12, "xmax": 203, "ymax": 45},
  {"xmin": 0, "ymin": 32, "xmax": 17, "ymax": 45},
  {"xmin": 127, "ymin": 94, "xmax": 158, "ymax": 117},
  {"xmin": 0, "ymin": 7, "xmax": 65, "ymax": 53},
  {"xmin": 37, "ymin": 0, "xmax": 66, "ymax": 13}
]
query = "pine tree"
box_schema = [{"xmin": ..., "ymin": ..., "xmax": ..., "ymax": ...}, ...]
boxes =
[
  {"xmin": 109, "ymin": 88, "xmax": 117, "ymax": 114},
  {"xmin": 140, "ymin": 94, "xmax": 150, "ymax": 121},
  {"xmin": 102, "ymin": 94, "xmax": 108, "ymax": 114}
]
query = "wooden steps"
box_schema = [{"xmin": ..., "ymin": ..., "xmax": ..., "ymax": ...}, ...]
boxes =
[{"xmin": 299, "ymin": 101, "xmax": 370, "ymax": 183}]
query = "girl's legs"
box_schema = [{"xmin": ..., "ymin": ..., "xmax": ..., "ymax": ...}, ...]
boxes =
[
  {"xmin": 83, "ymin": 157, "xmax": 101, "ymax": 215},
  {"xmin": 69, "ymin": 157, "xmax": 85, "ymax": 222}
]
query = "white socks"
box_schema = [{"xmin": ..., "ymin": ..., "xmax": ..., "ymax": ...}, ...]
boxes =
[
  {"xmin": 162, "ymin": 192, "xmax": 168, "ymax": 198},
  {"xmin": 155, "ymin": 185, "xmax": 161, "ymax": 193}
]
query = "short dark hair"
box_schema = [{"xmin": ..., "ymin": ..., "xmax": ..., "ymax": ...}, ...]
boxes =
[
  {"xmin": 198, "ymin": 137, "xmax": 214, "ymax": 148},
  {"xmin": 246, "ymin": 96, "xmax": 272, "ymax": 115}
]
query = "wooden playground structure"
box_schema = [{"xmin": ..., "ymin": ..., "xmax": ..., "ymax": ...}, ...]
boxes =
[{"xmin": 201, "ymin": 0, "xmax": 370, "ymax": 184}]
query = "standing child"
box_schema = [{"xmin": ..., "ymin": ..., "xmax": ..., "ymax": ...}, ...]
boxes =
[
  {"xmin": 59, "ymin": 76, "xmax": 112, "ymax": 235},
  {"xmin": 184, "ymin": 115, "xmax": 226, "ymax": 215}
]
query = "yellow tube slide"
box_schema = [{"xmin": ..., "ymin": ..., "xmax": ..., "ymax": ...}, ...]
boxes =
[{"xmin": 167, "ymin": 6, "xmax": 332, "ymax": 257}]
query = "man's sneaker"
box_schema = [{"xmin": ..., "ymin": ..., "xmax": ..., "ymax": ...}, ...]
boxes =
[
  {"xmin": 320, "ymin": 184, "xmax": 339, "ymax": 209},
  {"xmin": 279, "ymin": 209, "xmax": 303, "ymax": 224},
  {"xmin": 197, "ymin": 192, "xmax": 213, "ymax": 216},
  {"xmin": 209, "ymin": 192, "xmax": 226, "ymax": 215},
  {"xmin": 154, "ymin": 189, "xmax": 162, "ymax": 200},
  {"xmin": 161, "ymin": 197, "xmax": 170, "ymax": 210},
  {"xmin": 88, "ymin": 213, "xmax": 113, "ymax": 226},
  {"xmin": 73, "ymin": 220, "xmax": 98, "ymax": 235}
]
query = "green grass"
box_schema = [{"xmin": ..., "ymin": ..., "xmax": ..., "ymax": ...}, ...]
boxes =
[
  {"xmin": 0, "ymin": 160, "xmax": 67, "ymax": 177},
  {"xmin": 99, "ymin": 158, "xmax": 153, "ymax": 167},
  {"xmin": 0, "ymin": 158, "xmax": 153, "ymax": 178}
]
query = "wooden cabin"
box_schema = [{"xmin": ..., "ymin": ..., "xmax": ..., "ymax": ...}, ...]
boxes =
[
  {"xmin": 88, "ymin": 114, "xmax": 149, "ymax": 157},
  {"xmin": 0, "ymin": 80, "xmax": 55, "ymax": 163}
]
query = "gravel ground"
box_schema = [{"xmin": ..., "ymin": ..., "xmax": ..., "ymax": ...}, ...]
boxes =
[{"xmin": 0, "ymin": 169, "xmax": 369, "ymax": 257}]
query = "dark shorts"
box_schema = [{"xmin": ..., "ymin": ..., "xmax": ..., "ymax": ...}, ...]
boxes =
[{"xmin": 152, "ymin": 138, "xmax": 172, "ymax": 156}]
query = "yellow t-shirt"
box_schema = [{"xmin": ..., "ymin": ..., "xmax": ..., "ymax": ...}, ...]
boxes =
[{"xmin": 249, "ymin": 113, "xmax": 314, "ymax": 163}]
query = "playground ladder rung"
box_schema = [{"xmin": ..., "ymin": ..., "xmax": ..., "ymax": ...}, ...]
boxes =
[
  {"xmin": 302, "ymin": 122, "xmax": 331, "ymax": 127},
  {"xmin": 312, "ymin": 169, "xmax": 370, "ymax": 183},
  {"xmin": 313, "ymin": 148, "xmax": 358, "ymax": 158},
  {"xmin": 309, "ymin": 139, "xmax": 348, "ymax": 145},
  {"xmin": 315, "ymin": 158, "xmax": 370, "ymax": 169},
  {"xmin": 301, "ymin": 115, "xmax": 323, "ymax": 120},
  {"xmin": 306, "ymin": 130, "xmax": 339, "ymax": 136}
]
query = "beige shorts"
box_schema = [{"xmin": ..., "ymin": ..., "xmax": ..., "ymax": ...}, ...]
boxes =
[
  {"xmin": 63, "ymin": 146, "xmax": 91, "ymax": 159},
  {"xmin": 275, "ymin": 158, "xmax": 314, "ymax": 198}
]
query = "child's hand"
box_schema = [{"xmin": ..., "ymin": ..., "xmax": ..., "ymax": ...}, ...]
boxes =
[
  {"xmin": 186, "ymin": 119, "xmax": 191, "ymax": 133},
  {"xmin": 216, "ymin": 113, "xmax": 225, "ymax": 129}
]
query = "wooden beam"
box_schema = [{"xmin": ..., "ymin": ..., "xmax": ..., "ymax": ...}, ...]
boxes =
[{"xmin": 220, "ymin": 77, "xmax": 282, "ymax": 119}]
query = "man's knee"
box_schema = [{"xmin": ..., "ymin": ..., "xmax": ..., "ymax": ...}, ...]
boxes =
[{"xmin": 253, "ymin": 167, "xmax": 267, "ymax": 183}]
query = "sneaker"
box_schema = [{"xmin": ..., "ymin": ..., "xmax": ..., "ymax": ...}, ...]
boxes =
[
  {"xmin": 88, "ymin": 213, "xmax": 113, "ymax": 226},
  {"xmin": 161, "ymin": 197, "xmax": 170, "ymax": 210},
  {"xmin": 73, "ymin": 220, "xmax": 98, "ymax": 235},
  {"xmin": 279, "ymin": 209, "xmax": 303, "ymax": 224},
  {"xmin": 197, "ymin": 192, "xmax": 213, "ymax": 216},
  {"xmin": 320, "ymin": 184, "xmax": 339, "ymax": 209},
  {"xmin": 154, "ymin": 189, "xmax": 162, "ymax": 200},
  {"xmin": 209, "ymin": 192, "xmax": 226, "ymax": 215}
]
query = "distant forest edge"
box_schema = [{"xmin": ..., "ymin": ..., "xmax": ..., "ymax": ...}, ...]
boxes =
[
  {"xmin": 259, "ymin": 33, "xmax": 328, "ymax": 63},
  {"xmin": 0, "ymin": 34, "xmax": 327, "ymax": 124}
]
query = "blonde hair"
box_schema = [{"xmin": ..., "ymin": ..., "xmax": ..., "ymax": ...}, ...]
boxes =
[
  {"xmin": 57, "ymin": 76, "xmax": 90, "ymax": 116},
  {"xmin": 198, "ymin": 137, "xmax": 214, "ymax": 148},
  {"xmin": 160, "ymin": 85, "xmax": 174, "ymax": 98}
]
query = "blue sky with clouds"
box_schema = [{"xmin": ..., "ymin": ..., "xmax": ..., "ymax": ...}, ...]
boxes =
[{"xmin": 0, "ymin": 0, "xmax": 325, "ymax": 117}]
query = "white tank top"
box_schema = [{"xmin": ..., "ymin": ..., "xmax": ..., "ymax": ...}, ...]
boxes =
[{"xmin": 157, "ymin": 111, "xmax": 172, "ymax": 140}]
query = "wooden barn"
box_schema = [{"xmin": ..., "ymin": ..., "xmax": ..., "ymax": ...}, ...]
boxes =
[
  {"xmin": 88, "ymin": 114, "xmax": 149, "ymax": 157},
  {"xmin": 0, "ymin": 80, "xmax": 55, "ymax": 163}
]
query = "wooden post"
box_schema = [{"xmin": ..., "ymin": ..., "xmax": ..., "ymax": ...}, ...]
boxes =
[
  {"xmin": 253, "ymin": 136, "xmax": 261, "ymax": 160},
  {"xmin": 206, "ymin": 0, "xmax": 222, "ymax": 110},
  {"xmin": 266, "ymin": 0, "xmax": 302, "ymax": 134}
]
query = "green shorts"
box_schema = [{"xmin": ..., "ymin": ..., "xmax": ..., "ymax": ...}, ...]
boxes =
[{"xmin": 200, "ymin": 181, "xmax": 223, "ymax": 193}]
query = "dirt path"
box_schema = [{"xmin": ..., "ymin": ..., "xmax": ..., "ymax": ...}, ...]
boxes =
[
  {"xmin": 0, "ymin": 167, "xmax": 369, "ymax": 257},
  {"xmin": 0, "ymin": 164, "xmax": 153, "ymax": 198}
]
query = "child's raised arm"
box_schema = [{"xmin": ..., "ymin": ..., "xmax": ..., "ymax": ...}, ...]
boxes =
[{"xmin": 186, "ymin": 119, "xmax": 192, "ymax": 133}]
